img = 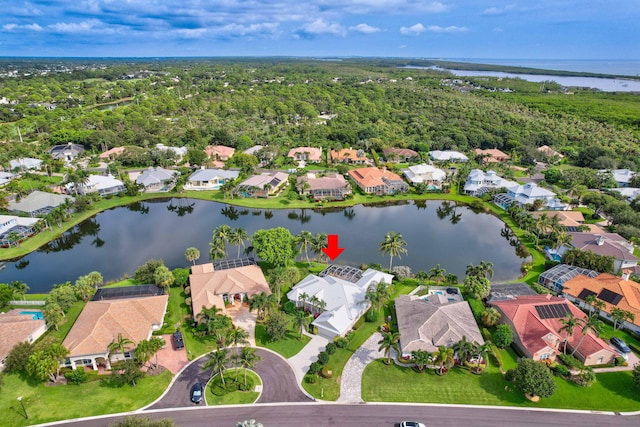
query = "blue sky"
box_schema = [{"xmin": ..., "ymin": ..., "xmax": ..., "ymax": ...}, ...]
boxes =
[{"xmin": 0, "ymin": 1, "xmax": 638, "ymax": 58}]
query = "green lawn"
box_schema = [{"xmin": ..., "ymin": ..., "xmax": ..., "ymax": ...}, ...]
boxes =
[
  {"xmin": 1, "ymin": 370, "xmax": 172, "ymax": 427},
  {"xmin": 362, "ymin": 361, "xmax": 640, "ymax": 412},
  {"xmin": 45, "ymin": 301, "xmax": 86, "ymax": 343},
  {"xmin": 498, "ymin": 346, "xmax": 520, "ymax": 371},
  {"xmin": 207, "ymin": 368, "xmax": 261, "ymax": 405},
  {"xmin": 255, "ymin": 315, "xmax": 311, "ymax": 358},
  {"xmin": 102, "ymin": 278, "xmax": 139, "ymax": 288}
]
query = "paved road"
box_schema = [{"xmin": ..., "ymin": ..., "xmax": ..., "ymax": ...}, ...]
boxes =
[
  {"xmin": 40, "ymin": 403, "xmax": 633, "ymax": 427},
  {"xmin": 147, "ymin": 348, "xmax": 309, "ymax": 409}
]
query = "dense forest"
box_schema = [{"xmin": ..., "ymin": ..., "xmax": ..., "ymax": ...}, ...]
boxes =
[{"xmin": 0, "ymin": 58, "xmax": 638, "ymax": 170}]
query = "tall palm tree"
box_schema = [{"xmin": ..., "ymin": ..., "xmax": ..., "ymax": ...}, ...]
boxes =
[
  {"xmin": 364, "ymin": 281, "xmax": 390, "ymax": 315},
  {"xmin": 203, "ymin": 349, "xmax": 229, "ymax": 385},
  {"xmin": 295, "ymin": 230, "xmax": 315, "ymax": 265},
  {"xmin": 230, "ymin": 327, "xmax": 250, "ymax": 352},
  {"xmin": 209, "ymin": 236, "xmax": 226, "ymax": 260},
  {"xmin": 378, "ymin": 231, "xmax": 408, "ymax": 270},
  {"xmin": 474, "ymin": 341, "xmax": 492, "ymax": 372},
  {"xmin": 249, "ymin": 292, "xmax": 269, "ymax": 321},
  {"xmin": 555, "ymin": 231, "xmax": 572, "ymax": 251},
  {"xmin": 212, "ymin": 225, "xmax": 232, "ymax": 257},
  {"xmin": 432, "ymin": 345, "xmax": 454, "ymax": 375},
  {"xmin": 293, "ymin": 310, "xmax": 310, "ymax": 338},
  {"xmin": 197, "ymin": 305, "xmax": 222, "ymax": 324},
  {"xmin": 108, "ymin": 333, "xmax": 134, "ymax": 357},
  {"xmin": 558, "ymin": 313, "xmax": 579, "ymax": 355},
  {"xmin": 478, "ymin": 261, "xmax": 494, "ymax": 280},
  {"xmin": 184, "ymin": 247, "xmax": 201, "ymax": 265},
  {"xmin": 311, "ymin": 233, "xmax": 328, "ymax": 262},
  {"xmin": 298, "ymin": 292, "xmax": 309, "ymax": 309},
  {"xmin": 10, "ymin": 280, "xmax": 29, "ymax": 301},
  {"xmin": 378, "ymin": 331, "xmax": 400, "ymax": 364},
  {"xmin": 239, "ymin": 347, "xmax": 261, "ymax": 387},
  {"xmin": 428, "ymin": 264, "xmax": 446, "ymax": 286},
  {"xmin": 229, "ymin": 227, "xmax": 249, "ymax": 258},
  {"xmin": 571, "ymin": 315, "xmax": 600, "ymax": 357},
  {"xmin": 454, "ymin": 336, "xmax": 476, "ymax": 366}
]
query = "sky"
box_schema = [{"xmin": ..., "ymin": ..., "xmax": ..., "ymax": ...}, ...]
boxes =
[{"xmin": 0, "ymin": 1, "xmax": 639, "ymax": 59}]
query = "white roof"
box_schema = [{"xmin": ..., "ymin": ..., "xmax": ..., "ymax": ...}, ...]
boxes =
[
  {"xmin": 463, "ymin": 169, "xmax": 516, "ymax": 193},
  {"xmin": 76, "ymin": 174, "xmax": 124, "ymax": 192},
  {"xmin": 10, "ymin": 158, "xmax": 42, "ymax": 170},
  {"xmin": 429, "ymin": 150, "xmax": 468, "ymax": 162},
  {"xmin": 611, "ymin": 187, "xmax": 640, "ymax": 201},
  {"xmin": 243, "ymin": 145, "xmax": 264, "ymax": 155},
  {"xmin": 601, "ymin": 169, "xmax": 636, "ymax": 185},
  {"xmin": 507, "ymin": 182, "xmax": 556, "ymax": 198},
  {"xmin": 8, "ymin": 191, "xmax": 74, "ymax": 214},
  {"xmin": 156, "ymin": 144, "xmax": 188, "ymax": 157},
  {"xmin": 188, "ymin": 169, "xmax": 239, "ymax": 182},
  {"xmin": 136, "ymin": 167, "xmax": 176, "ymax": 186},
  {"xmin": 403, "ymin": 163, "xmax": 446, "ymax": 184}
]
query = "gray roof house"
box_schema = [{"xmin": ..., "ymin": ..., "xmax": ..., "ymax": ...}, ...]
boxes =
[
  {"xmin": 49, "ymin": 143, "xmax": 85, "ymax": 162},
  {"xmin": 10, "ymin": 158, "xmax": 42, "ymax": 171},
  {"xmin": 135, "ymin": 167, "xmax": 177, "ymax": 192},
  {"xmin": 235, "ymin": 171, "xmax": 289, "ymax": 198},
  {"xmin": 600, "ymin": 169, "xmax": 636, "ymax": 188},
  {"xmin": 8, "ymin": 191, "xmax": 74, "ymax": 217},
  {"xmin": 185, "ymin": 169, "xmax": 239, "ymax": 190},
  {"xmin": 67, "ymin": 174, "xmax": 125, "ymax": 196},
  {"xmin": 558, "ymin": 232, "xmax": 640, "ymax": 274},
  {"xmin": 395, "ymin": 294, "xmax": 484, "ymax": 358}
]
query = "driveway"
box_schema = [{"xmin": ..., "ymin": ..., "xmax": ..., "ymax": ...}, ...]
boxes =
[
  {"xmin": 153, "ymin": 334, "xmax": 189, "ymax": 374},
  {"xmin": 226, "ymin": 304, "xmax": 257, "ymax": 346},
  {"xmin": 146, "ymin": 347, "xmax": 310, "ymax": 409}
]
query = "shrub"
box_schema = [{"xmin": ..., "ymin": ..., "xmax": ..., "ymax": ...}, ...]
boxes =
[
  {"xmin": 615, "ymin": 356, "xmax": 626, "ymax": 366},
  {"xmin": 480, "ymin": 328, "xmax": 491, "ymax": 341},
  {"xmin": 335, "ymin": 337, "xmax": 349, "ymax": 348},
  {"xmin": 325, "ymin": 342, "xmax": 337, "ymax": 354},
  {"xmin": 572, "ymin": 369, "xmax": 596, "ymax": 387},
  {"xmin": 493, "ymin": 324, "xmax": 514, "ymax": 348},
  {"xmin": 489, "ymin": 344, "xmax": 503, "ymax": 368},
  {"xmin": 557, "ymin": 353, "xmax": 584, "ymax": 369},
  {"xmin": 551, "ymin": 364, "xmax": 570, "ymax": 377},
  {"xmin": 283, "ymin": 301, "xmax": 296, "ymax": 315},
  {"xmin": 305, "ymin": 374, "xmax": 317, "ymax": 384},
  {"xmin": 185, "ymin": 297, "xmax": 192, "ymax": 306},
  {"xmin": 514, "ymin": 359, "xmax": 557, "ymax": 399},
  {"xmin": 321, "ymin": 366, "xmax": 333, "ymax": 378},
  {"xmin": 65, "ymin": 369, "xmax": 87, "ymax": 385},
  {"xmin": 504, "ymin": 368, "xmax": 516, "ymax": 382},
  {"xmin": 317, "ymin": 351, "xmax": 330, "ymax": 365},
  {"xmin": 308, "ymin": 361, "xmax": 321, "ymax": 375},
  {"xmin": 184, "ymin": 286, "xmax": 191, "ymax": 296},
  {"xmin": 365, "ymin": 309, "xmax": 379, "ymax": 322}
]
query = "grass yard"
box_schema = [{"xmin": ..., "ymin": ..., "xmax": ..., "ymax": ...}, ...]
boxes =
[
  {"xmin": 102, "ymin": 278, "xmax": 139, "ymax": 288},
  {"xmin": 44, "ymin": 301, "xmax": 85, "ymax": 343},
  {"xmin": 255, "ymin": 315, "xmax": 311, "ymax": 358},
  {"xmin": 362, "ymin": 361, "xmax": 640, "ymax": 412},
  {"xmin": 207, "ymin": 368, "xmax": 261, "ymax": 405},
  {"xmin": 1, "ymin": 370, "xmax": 172, "ymax": 427}
]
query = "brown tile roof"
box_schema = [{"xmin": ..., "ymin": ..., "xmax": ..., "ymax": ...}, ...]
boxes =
[
  {"xmin": 563, "ymin": 273, "xmax": 640, "ymax": 327},
  {"xmin": 567, "ymin": 232, "xmax": 639, "ymax": 262},
  {"xmin": 62, "ymin": 295, "xmax": 168, "ymax": 358},
  {"xmin": 491, "ymin": 294, "xmax": 616, "ymax": 360},
  {"xmin": 474, "ymin": 148, "xmax": 510, "ymax": 163},
  {"xmin": 99, "ymin": 146, "xmax": 126, "ymax": 159},
  {"xmin": 190, "ymin": 263, "xmax": 270, "ymax": 317},
  {"xmin": 331, "ymin": 148, "xmax": 366, "ymax": 162},
  {"xmin": 538, "ymin": 145, "xmax": 564, "ymax": 159},
  {"xmin": 0, "ymin": 310, "xmax": 46, "ymax": 361},
  {"xmin": 532, "ymin": 211, "xmax": 585, "ymax": 227},
  {"xmin": 205, "ymin": 145, "xmax": 235, "ymax": 159},
  {"xmin": 348, "ymin": 167, "xmax": 404, "ymax": 189},
  {"xmin": 383, "ymin": 147, "xmax": 418, "ymax": 159}
]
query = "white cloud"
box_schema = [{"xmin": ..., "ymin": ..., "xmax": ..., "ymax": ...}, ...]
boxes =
[
  {"xmin": 47, "ymin": 19, "xmax": 121, "ymax": 35},
  {"xmin": 492, "ymin": 27, "xmax": 504, "ymax": 32},
  {"xmin": 349, "ymin": 23, "xmax": 380, "ymax": 34},
  {"xmin": 2, "ymin": 23, "xmax": 43, "ymax": 31},
  {"xmin": 482, "ymin": 4, "xmax": 516, "ymax": 15},
  {"xmin": 400, "ymin": 23, "xmax": 425, "ymax": 36},
  {"xmin": 300, "ymin": 18, "xmax": 346, "ymax": 36},
  {"xmin": 426, "ymin": 25, "xmax": 468, "ymax": 33}
]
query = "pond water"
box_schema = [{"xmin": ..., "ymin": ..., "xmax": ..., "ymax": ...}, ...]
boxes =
[{"xmin": 0, "ymin": 199, "xmax": 526, "ymax": 293}]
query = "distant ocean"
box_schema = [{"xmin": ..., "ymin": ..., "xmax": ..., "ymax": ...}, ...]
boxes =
[{"xmin": 434, "ymin": 58, "xmax": 640, "ymax": 77}]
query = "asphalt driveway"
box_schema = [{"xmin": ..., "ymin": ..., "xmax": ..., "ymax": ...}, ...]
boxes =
[{"xmin": 147, "ymin": 348, "xmax": 310, "ymax": 409}]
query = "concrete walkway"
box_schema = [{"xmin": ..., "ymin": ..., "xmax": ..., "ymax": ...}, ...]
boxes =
[
  {"xmin": 337, "ymin": 332, "xmax": 386, "ymax": 403},
  {"xmin": 287, "ymin": 333, "xmax": 330, "ymax": 385},
  {"xmin": 593, "ymin": 351, "xmax": 639, "ymax": 373}
]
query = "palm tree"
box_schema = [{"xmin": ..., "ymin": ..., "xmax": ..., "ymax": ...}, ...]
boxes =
[
  {"xmin": 239, "ymin": 347, "xmax": 261, "ymax": 387},
  {"xmin": 478, "ymin": 261, "xmax": 494, "ymax": 280},
  {"xmin": 465, "ymin": 263, "xmax": 482, "ymax": 279},
  {"xmin": 230, "ymin": 327, "xmax": 250, "ymax": 352},
  {"xmin": 411, "ymin": 349, "xmax": 431, "ymax": 371},
  {"xmin": 428, "ymin": 264, "xmax": 446, "ymax": 286},
  {"xmin": 454, "ymin": 336, "xmax": 476, "ymax": 366},
  {"xmin": 10, "ymin": 280, "xmax": 29, "ymax": 301},
  {"xmin": 474, "ymin": 341, "xmax": 492, "ymax": 373},
  {"xmin": 184, "ymin": 247, "xmax": 201, "ymax": 265},
  {"xmin": 203, "ymin": 349, "xmax": 229, "ymax": 385},
  {"xmin": 311, "ymin": 233, "xmax": 328, "ymax": 262},
  {"xmin": 295, "ymin": 230, "xmax": 315, "ymax": 265},
  {"xmin": 555, "ymin": 231, "xmax": 572, "ymax": 251},
  {"xmin": 249, "ymin": 292, "xmax": 269, "ymax": 321},
  {"xmin": 480, "ymin": 307, "xmax": 501, "ymax": 327},
  {"xmin": 378, "ymin": 231, "xmax": 408, "ymax": 270},
  {"xmin": 108, "ymin": 333, "xmax": 134, "ymax": 357},
  {"xmin": 297, "ymin": 292, "xmax": 309, "ymax": 309},
  {"xmin": 229, "ymin": 227, "xmax": 249, "ymax": 258},
  {"xmin": 364, "ymin": 281, "xmax": 390, "ymax": 315},
  {"xmin": 378, "ymin": 331, "xmax": 400, "ymax": 364},
  {"xmin": 571, "ymin": 315, "xmax": 600, "ymax": 357},
  {"xmin": 558, "ymin": 313, "xmax": 579, "ymax": 355},
  {"xmin": 197, "ymin": 305, "xmax": 222, "ymax": 324},
  {"xmin": 293, "ymin": 310, "xmax": 310, "ymax": 338},
  {"xmin": 432, "ymin": 345, "xmax": 454, "ymax": 375},
  {"xmin": 209, "ymin": 236, "xmax": 226, "ymax": 260},
  {"xmin": 212, "ymin": 225, "xmax": 232, "ymax": 257}
]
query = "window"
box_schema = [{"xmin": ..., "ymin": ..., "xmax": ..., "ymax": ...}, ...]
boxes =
[
  {"xmin": 540, "ymin": 353, "xmax": 550, "ymax": 360},
  {"xmin": 597, "ymin": 356, "xmax": 604, "ymax": 364}
]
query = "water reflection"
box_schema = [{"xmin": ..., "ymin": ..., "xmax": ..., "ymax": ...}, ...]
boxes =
[{"xmin": 40, "ymin": 218, "xmax": 102, "ymax": 253}]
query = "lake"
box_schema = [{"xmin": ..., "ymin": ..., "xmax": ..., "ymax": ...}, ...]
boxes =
[{"xmin": 0, "ymin": 199, "xmax": 526, "ymax": 293}]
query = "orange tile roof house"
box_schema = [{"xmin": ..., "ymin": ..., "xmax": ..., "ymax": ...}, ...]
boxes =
[
  {"xmin": 562, "ymin": 272, "xmax": 640, "ymax": 334},
  {"xmin": 205, "ymin": 145, "xmax": 235, "ymax": 161},
  {"xmin": 331, "ymin": 148, "xmax": 368, "ymax": 164},
  {"xmin": 491, "ymin": 294, "xmax": 617, "ymax": 366},
  {"xmin": 98, "ymin": 146, "xmax": 126, "ymax": 160},
  {"xmin": 288, "ymin": 147, "xmax": 323, "ymax": 163},
  {"xmin": 348, "ymin": 167, "xmax": 408, "ymax": 195},
  {"xmin": 474, "ymin": 148, "xmax": 510, "ymax": 163},
  {"xmin": 0, "ymin": 310, "xmax": 47, "ymax": 371},
  {"xmin": 62, "ymin": 294, "xmax": 168, "ymax": 370},
  {"xmin": 189, "ymin": 262, "xmax": 271, "ymax": 319},
  {"xmin": 531, "ymin": 211, "xmax": 604, "ymax": 233}
]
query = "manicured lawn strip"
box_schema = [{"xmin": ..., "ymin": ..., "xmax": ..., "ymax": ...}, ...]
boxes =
[
  {"xmin": 1, "ymin": 370, "xmax": 172, "ymax": 427},
  {"xmin": 498, "ymin": 346, "xmax": 519, "ymax": 371},
  {"xmin": 45, "ymin": 301, "xmax": 85, "ymax": 343},
  {"xmin": 207, "ymin": 368, "xmax": 261, "ymax": 405},
  {"xmin": 596, "ymin": 320, "xmax": 640, "ymax": 350},
  {"xmin": 155, "ymin": 286, "xmax": 189, "ymax": 336},
  {"xmin": 255, "ymin": 315, "xmax": 311, "ymax": 358},
  {"xmin": 21, "ymin": 293, "xmax": 49, "ymax": 301},
  {"xmin": 17, "ymin": 175, "xmax": 63, "ymax": 191},
  {"xmin": 362, "ymin": 361, "xmax": 640, "ymax": 412},
  {"xmin": 102, "ymin": 278, "xmax": 139, "ymax": 288}
]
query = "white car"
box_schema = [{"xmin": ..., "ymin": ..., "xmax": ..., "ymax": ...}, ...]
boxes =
[{"xmin": 400, "ymin": 422, "xmax": 426, "ymax": 427}]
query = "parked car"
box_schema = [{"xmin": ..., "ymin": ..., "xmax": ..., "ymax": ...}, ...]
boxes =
[
  {"xmin": 190, "ymin": 382, "xmax": 203, "ymax": 404},
  {"xmin": 610, "ymin": 337, "xmax": 631, "ymax": 354},
  {"xmin": 400, "ymin": 422, "xmax": 425, "ymax": 427},
  {"xmin": 173, "ymin": 331, "xmax": 184, "ymax": 350}
]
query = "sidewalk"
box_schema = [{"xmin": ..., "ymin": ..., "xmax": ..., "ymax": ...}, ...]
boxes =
[
  {"xmin": 287, "ymin": 333, "xmax": 330, "ymax": 384},
  {"xmin": 337, "ymin": 332, "xmax": 386, "ymax": 403}
]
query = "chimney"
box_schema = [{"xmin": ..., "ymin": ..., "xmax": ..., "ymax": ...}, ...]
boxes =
[{"xmin": 622, "ymin": 269, "xmax": 631, "ymax": 281}]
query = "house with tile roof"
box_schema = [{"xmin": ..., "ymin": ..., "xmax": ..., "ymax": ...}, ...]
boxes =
[
  {"xmin": 99, "ymin": 146, "xmax": 126, "ymax": 161},
  {"xmin": 537, "ymin": 145, "xmax": 563, "ymax": 160},
  {"xmin": 235, "ymin": 171, "xmax": 289, "ymax": 197},
  {"xmin": 49, "ymin": 143, "xmax": 85, "ymax": 162},
  {"xmin": 0, "ymin": 310, "xmax": 47, "ymax": 371},
  {"xmin": 205, "ymin": 145, "xmax": 236, "ymax": 161},
  {"xmin": 288, "ymin": 147, "xmax": 323, "ymax": 163},
  {"xmin": 561, "ymin": 272, "xmax": 640, "ymax": 334},
  {"xmin": 463, "ymin": 169, "xmax": 516, "ymax": 196},
  {"xmin": 62, "ymin": 293, "xmax": 168, "ymax": 370},
  {"xmin": 474, "ymin": 148, "xmax": 510, "ymax": 163},
  {"xmin": 348, "ymin": 167, "xmax": 408, "ymax": 195},
  {"xmin": 429, "ymin": 150, "xmax": 468, "ymax": 163},
  {"xmin": 8, "ymin": 190, "xmax": 74, "ymax": 217},
  {"xmin": 296, "ymin": 173, "xmax": 351, "ymax": 201},
  {"xmin": 383, "ymin": 147, "xmax": 419, "ymax": 163},
  {"xmin": 559, "ymin": 232, "xmax": 639, "ymax": 274},
  {"xmin": 135, "ymin": 167, "xmax": 177, "ymax": 192},
  {"xmin": 395, "ymin": 294, "xmax": 483, "ymax": 357},
  {"xmin": 185, "ymin": 168, "xmax": 239, "ymax": 191},
  {"xmin": 288, "ymin": 265, "xmax": 393, "ymax": 339},
  {"xmin": 403, "ymin": 164, "xmax": 447, "ymax": 189},
  {"xmin": 331, "ymin": 148, "xmax": 368, "ymax": 164},
  {"xmin": 189, "ymin": 262, "xmax": 270, "ymax": 318},
  {"xmin": 491, "ymin": 294, "xmax": 618, "ymax": 366},
  {"xmin": 531, "ymin": 211, "xmax": 604, "ymax": 233}
]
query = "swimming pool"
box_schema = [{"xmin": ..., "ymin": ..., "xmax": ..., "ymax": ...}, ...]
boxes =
[{"xmin": 19, "ymin": 310, "xmax": 43, "ymax": 320}]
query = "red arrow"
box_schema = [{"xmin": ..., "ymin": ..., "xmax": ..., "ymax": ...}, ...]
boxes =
[{"xmin": 322, "ymin": 234, "xmax": 345, "ymax": 261}]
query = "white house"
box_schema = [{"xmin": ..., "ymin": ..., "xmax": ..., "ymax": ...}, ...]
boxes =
[
  {"xmin": 135, "ymin": 167, "xmax": 177, "ymax": 192},
  {"xmin": 403, "ymin": 164, "xmax": 446, "ymax": 189},
  {"xmin": 287, "ymin": 265, "xmax": 393, "ymax": 339},
  {"xmin": 185, "ymin": 168, "xmax": 239, "ymax": 190},
  {"xmin": 67, "ymin": 174, "xmax": 125, "ymax": 196},
  {"xmin": 601, "ymin": 169, "xmax": 636, "ymax": 188},
  {"xmin": 10, "ymin": 158, "xmax": 42, "ymax": 171},
  {"xmin": 611, "ymin": 187, "xmax": 640, "ymax": 202},
  {"xmin": 503, "ymin": 182, "xmax": 566, "ymax": 210},
  {"xmin": 463, "ymin": 169, "xmax": 516, "ymax": 196},
  {"xmin": 429, "ymin": 150, "xmax": 468, "ymax": 163},
  {"xmin": 156, "ymin": 143, "xmax": 188, "ymax": 158}
]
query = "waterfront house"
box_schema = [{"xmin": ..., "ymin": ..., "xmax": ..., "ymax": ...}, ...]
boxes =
[
  {"xmin": 403, "ymin": 164, "xmax": 446, "ymax": 189},
  {"xmin": 8, "ymin": 191, "xmax": 74, "ymax": 217},
  {"xmin": 185, "ymin": 168, "xmax": 239, "ymax": 191},
  {"xmin": 296, "ymin": 173, "xmax": 351, "ymax": 201},
  {"xmin": 235, "ymin": 171, "xmax": 289, "ymax": 197},
  {"xmin": 0, "ymin": 310, "xmax": 47, "ymax": 371},
  {"xmin": 463, "ymin": 169, "xmax": 516, "ymax": 196},
  {"xmin": 348, "ymin": 167, "xmax": 408, "ymax": 195},
  {"xmin": 135, "ymin": 167, "xmax": 177, "ymax": 192},
  {"xmin": 67, "ymin": 174, "xmax": 125, "ymax": 196},
  {"xmin": 557, "ymin": 232, "xmax": 639, "ymax": 274}
]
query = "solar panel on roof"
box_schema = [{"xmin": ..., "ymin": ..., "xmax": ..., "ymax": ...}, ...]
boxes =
[
  {"xmin": 577, "ymin": 289, "xmax": 597, "ymax": 300},
  {"xmin": 598, "ymin": 288, "xmax": 623, "ymax": 306},
  {"xmin": 535, "ymin": 303, "xmax": 571, "ymax": 319}
]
